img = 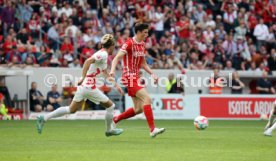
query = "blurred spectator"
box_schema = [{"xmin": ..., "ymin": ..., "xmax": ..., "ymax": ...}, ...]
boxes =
[
  {"xmin": 0, "ymin": 77, "xmax": 13, "ymax": 108},
  {"xmin": 206, "ymin": 15, "xmax": 216, "ymax": 29},
  {"xmin": 80, "ymin": 40, "xmax": 94, "ymax": 65},
  {"xmin": 0, "ymin": 50, "xmax": 7, "ymax": 66},
  {"xmin": 69, "ymin": 58, "xmax": 81, "ymax": 68},
  {"xmin": 46, "ymin": 84, "xmax": 62, "ymax": 111},
  {"xmin": 266, "ymin": 26, "xmax": 276, "ymax": 49},
  {"xmin": 60, "ymin": 36, "xmax": 74, "ymax": 62},
  {"xmin": 256, "ymin": 71, "xmax": 276, "ymax": 94},
  {"xmin": 29, "ymin": 82, "xmax": 44, "ymax": 112},
  {"xmin": 234, "ymin": 21, "xmax": 247, "ymax": 41},
  {"xmin": 168, "ymin": 75, "xmax": 185, "ymax": 94},
  {"xmin": 22, "ymin": 56, "xmax": 40, "ymax": 68},
  {"xmin": 248, "ymin": 62, "xmax": 261, "ymax": 71},
  {"xmin": 195, "ymin": 4, "xmax": 207, "ymax": 23},
  {"xmin": 253, "ymin": 18, "xmax": 269, "ymax": 51},
  {"xmin": 0, "ymin": 93, "xmax": 11, "ymax": 120},
  {"xmin": 223, "ymin": 4, "xmax": 236, "ymax": 33},
  {"xmin": 165, "ymin": 73, "xmax": 176, "ymax": 93},
  {"xmin": 176, "ymin": 15, "xmax": 190, "ymax": 44},
  {"xmin": 209, "ymin": 68, "xmax": 224, "ymax": 94},
  {"xmin": 268, "ymin": 49, "xmax": 276, "ymax": 71},
  {"xmin": 1, "ymin": 1, "xmax": 16, "ymax": 36},
  {"xmin": 224, "ymin": 60, "xmax": 235, "ymax": 71},
  {"xmin": 16, "ymin": 28, "xmax": 30, "ymax": 44},
  {"xmin": 232, "ymin": 36, "xmax": 251, "ymax": 69},
  {"xmin": 62, "ymin": 81, "xmax": 77, "ymax": 103},
  {"xmin": 222, "ymin": 34, "xmax": 235, "ymax": 60},
  {"xmin": 154, "ymin": 6, "xmax": 165, "ymax": 41},
  {"xmin": 8, "ymin": 56, "xmax": 22, "ymax": 68},
  {"xmin": 47, "ymin": 24, "xmax": 60, "ymax": 51},
  {"xmin": 3, "ymin": 35, "xmax": 16, "ymax": 54},
  {"xmin": 231, "ymin": 71, "xmax": 245, "ymax": 94}
]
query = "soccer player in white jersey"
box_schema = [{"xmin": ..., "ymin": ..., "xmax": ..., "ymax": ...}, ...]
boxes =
[
  {"xmin": 36, "ymin": 34, "xmax": 124, "ymax": 137},
  {"xmin": 264, "ymin": 100, "xmax": 276, "ymax": 136}
]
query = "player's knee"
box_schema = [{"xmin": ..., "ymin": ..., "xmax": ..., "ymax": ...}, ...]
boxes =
[
  {"xmin": 144, "ymin": 97, "xmax": 152, "ymax": 105},
  {"xmin": 101, "ymin": 100, "xmax": 114, "ymax": 108},
  {"xmin": 134, "ymin": 107, "xmax": 143, "ymax": 114},
  {"xmin": 69, "ymin": 107, "xmax": 78, "ymax": 113}
]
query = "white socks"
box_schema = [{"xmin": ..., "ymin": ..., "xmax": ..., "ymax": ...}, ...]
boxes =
[
  {"xmin": 105, "ymin": 104, "xmax": 115, "ymax": 132},
  {"xmin": 266, "ymin": 106, "xmax": 276, "ymax": 133},
  {"xmin": 44, "ymin": 106, "xmax": 71, "ymax": 121},
  {"xmin": 267, "ymin": 108, "xmax": 275, "ymax": 125},
  {"xmin": 267, "ymin": 121, "xmax": 276, "ymax": 133}
]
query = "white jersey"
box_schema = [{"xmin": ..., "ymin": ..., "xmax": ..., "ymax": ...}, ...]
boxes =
[{"xmin": 82, "ymin": 49, "xmax": 108, "ymax": 88}]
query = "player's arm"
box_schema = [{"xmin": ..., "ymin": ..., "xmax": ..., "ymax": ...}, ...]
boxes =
[
  {"xmin": 78, "ymin": 57, "xmax": 95, "ymax": 85},
  {"xmin": 102, "ymin": 69, "xmax": 124, "ymax": 96},
  {"xmin": 110, "ymin": 50, "xmax": 126, "ymax": 77},
  {"xmin": 256, "ymin": 86, "xmax": 269, "ymax": 92},
  {"xmin": 141, "ymin": 58, "xmax": 158, "ymax": 83},
  {"xmin": 270, "ymin": 87, "xmax": 276, "ymax": 94}
]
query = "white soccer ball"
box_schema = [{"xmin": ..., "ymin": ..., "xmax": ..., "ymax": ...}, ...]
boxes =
[{"xmin": 194, "ymin": 116, "xmax": 208, "ymax": 130}]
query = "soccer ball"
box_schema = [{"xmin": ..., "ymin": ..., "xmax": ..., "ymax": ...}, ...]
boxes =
[{"xmin": 194, "ymin": 116, "xmax": 208, "ymax": 130}]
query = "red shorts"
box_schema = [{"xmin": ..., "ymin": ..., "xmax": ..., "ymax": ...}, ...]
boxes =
[{"xmin": 122, "ymin": 77, "xmax": 144, "ymax": 97}]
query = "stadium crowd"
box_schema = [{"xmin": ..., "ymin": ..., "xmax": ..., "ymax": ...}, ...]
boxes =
[{"xmin": 0, "ymin": 0, "xmax": 275, "ymax": 72}]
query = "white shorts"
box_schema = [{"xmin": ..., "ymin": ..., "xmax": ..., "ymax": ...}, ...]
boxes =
[{"xmin": 73, "ymin": 86, "xmax": 109, "ymax": 105}]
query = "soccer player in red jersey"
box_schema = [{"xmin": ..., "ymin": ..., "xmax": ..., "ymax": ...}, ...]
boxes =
[{"xmin": 110, "ymin": 23, "xmax": 165, "ymax": 138}]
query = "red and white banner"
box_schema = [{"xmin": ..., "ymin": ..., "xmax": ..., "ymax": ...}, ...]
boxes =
[{"xmin": 200, "ymin": 96, "xmax": 275, "ymax": 119}]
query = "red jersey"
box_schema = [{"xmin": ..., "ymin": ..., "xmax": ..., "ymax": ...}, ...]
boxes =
[
  {"xmin": 176, "ymin": 20, "xmax": 190, "ymax": 39},
  {"xmin": 120, "ymin": 37, "xmax": 146, "ymax": 78}
]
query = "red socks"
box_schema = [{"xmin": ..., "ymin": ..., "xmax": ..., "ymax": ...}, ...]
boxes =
[
  {"xmin": 113, "ymin": 105, "xmax": 155, "ymax": 132},
  {"xmin": 143, "ymin": 104, "xmax": 155, "ymax": 132},
  {"xmin": 113, "ymin": 107, "xmax": 136, "ymax": 123}
]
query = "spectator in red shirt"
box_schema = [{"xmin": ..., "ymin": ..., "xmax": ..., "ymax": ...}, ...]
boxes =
[
  {"xmin": 117, "ymin": 29, "xmax": 130, "ymax": 48},
  {"xmin": 6, "ymin": 45, "xmax": 21, "ymax": 63},
  {"xmin": 262, "ymin": 1, "xmax": 272, "ymax": 25},
  {"xmin": 176, "ymin": 15, "xmax": 190, "ymax": 44},
  {"xmin": 270, "ymin": 0, "xmax": 276, "ymax": 22},
  {"xmin": 2, "ymin": 35, "xmax": 16, "ymax": 54},
  {"xmin": 80, "ymin": 40, "xmax": 94, "ymax": 65},
  {"xmin": 60, "ymin": 37, "xmax": 74, "ymax": 63},
  {"xmin": 29, "ymin": 13, "xmax": 41, "ymax": 39}
]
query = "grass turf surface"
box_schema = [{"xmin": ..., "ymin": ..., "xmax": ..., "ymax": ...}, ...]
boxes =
[{"xmin": 0, "ymin": 120, "xmax": 275, "ymax": 161}]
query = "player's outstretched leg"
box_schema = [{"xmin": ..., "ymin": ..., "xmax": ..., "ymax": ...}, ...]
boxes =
[
  {"xmin": 36, "ymin": 106, "xmax": 70, "ymax": 134},
  {"xmin": 264, "ymin": 121, "xmax": 276, "ymax": 136},
  {"xmin": 113, "ymin": 107, "xmax": 136, "ymax": 124},
  {"xmin": 264, "ymin": 102, "xmax": 276, "ymax": 131},
  {"xmin": 264, "ymin": 101, "xmax": 276, "ymax": 136},
  {"xmin": 101, "ymin": 100, "xmax": 124, "ymax": 137},
  {"xmin": 36, "ymin": 101, "xmax": 82, "ymax": 134},
  {"xmin": 136, "ymin": 89, "xmax": 165, "ymax": 138}
]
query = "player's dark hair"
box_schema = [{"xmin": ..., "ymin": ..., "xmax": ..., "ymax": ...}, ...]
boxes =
[
  {"xmin": 134, "ymin": 23, "xmax": 149, "ymax": 34},
  {"xmin": 101, "ymin": 34, "xmax": 115, "ymax": 48}
]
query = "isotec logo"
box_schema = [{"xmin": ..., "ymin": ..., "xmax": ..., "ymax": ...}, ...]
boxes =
[
  {"xmin": 228, "ymin": 101, "xmax": 274, "ymax": 115},
  {"xmin": 152, "ymin": 98, "xmax": 184, "ymax": 110}
]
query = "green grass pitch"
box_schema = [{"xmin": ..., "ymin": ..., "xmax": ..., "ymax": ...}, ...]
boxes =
[{"xmin": 0, "ymin": 120, "xmax": 275, "ymax": 161}]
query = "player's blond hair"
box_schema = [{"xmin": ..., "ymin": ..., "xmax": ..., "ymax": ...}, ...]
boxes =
[{"xmin": 101, "ymin": 34, "xmax": 115, "ymax": 48}]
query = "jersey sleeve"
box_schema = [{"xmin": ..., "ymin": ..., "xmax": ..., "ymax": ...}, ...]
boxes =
[
  {"xmin": 92, "ymin": 51, "xmax": 108, "ymax": 64},
  {"xmin": 120, "ymin": 40, "xmax": 131, "ymax": 54}
]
